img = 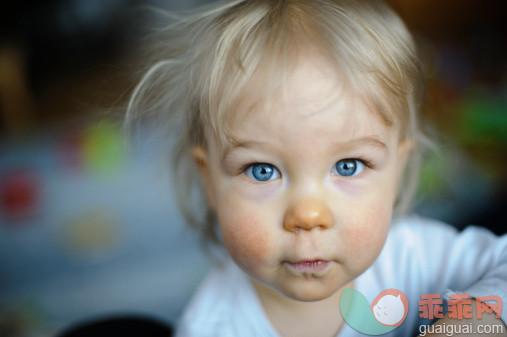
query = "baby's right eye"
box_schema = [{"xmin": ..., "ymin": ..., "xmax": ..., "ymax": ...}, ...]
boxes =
[{"xmin": 244, "ymin": 163, "xmax": 280, "ymax": 182}]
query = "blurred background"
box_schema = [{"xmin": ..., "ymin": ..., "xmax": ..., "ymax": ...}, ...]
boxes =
[{"xmin": 0, "ymin": 0, "xmax": 506, "ymax": 336}]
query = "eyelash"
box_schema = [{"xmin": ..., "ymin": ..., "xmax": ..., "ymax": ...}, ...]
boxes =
[
  {"xmin": 239, "ymin": 157, "xmax": 374, "ymax": 180},
  {"xmin": 347, "ymin": 157, "xmax": 374, "ymax": 170}
]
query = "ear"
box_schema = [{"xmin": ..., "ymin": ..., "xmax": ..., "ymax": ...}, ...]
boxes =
[
  {"xmin": 191, "ymin": 146, "xmax": 215, "ymax": 208},
  {"xmin": 396, "ymin": 137, "xmax": 414, "ymax": 186},
  {"xmin": 397, "ymin": 137, "xmax": 414, "ymax": 169}
]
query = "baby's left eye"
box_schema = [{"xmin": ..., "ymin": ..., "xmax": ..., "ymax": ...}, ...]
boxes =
[{"xmin": 332, "ymin": 159, "xmax": 364, "ymax": 177}]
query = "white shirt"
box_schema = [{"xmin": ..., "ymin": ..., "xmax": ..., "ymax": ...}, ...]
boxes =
[{"xmin": 175, "ymin": 216, "xmax": 507, "ymax": 337}]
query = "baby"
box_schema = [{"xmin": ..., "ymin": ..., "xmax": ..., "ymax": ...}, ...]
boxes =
[{"xmin": 125, "ymin": 0, "xmax": 507, "ymax": 336}]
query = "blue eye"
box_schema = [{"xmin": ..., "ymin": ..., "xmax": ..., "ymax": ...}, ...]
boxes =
[
  {"xmin": 332, "ymin": 159, "xmax": 364, "ymax": 177},
  {"xmin": 245, "ymin": 163, "xmax": 280, "ymax": 181}
]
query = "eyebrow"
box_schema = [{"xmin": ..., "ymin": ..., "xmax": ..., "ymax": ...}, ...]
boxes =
[
  {"xmin": 342, "ymin": 136, "xmax": 388, "ymax": 151},
  {"xmin": 221, "ymin": 138, "xmax": 265, "ymax": 165},
  {"xmin": 221, "ymin": 136, "xmax": 388, "ymax": 164}
]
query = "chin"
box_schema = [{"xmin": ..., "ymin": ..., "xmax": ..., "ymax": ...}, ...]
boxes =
[{"xmin": 280, "ymin": 279, "xmax": 341, "ymax": 302}]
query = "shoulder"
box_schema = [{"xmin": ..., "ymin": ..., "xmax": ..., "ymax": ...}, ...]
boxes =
[
  {"xmin": 381, "ymin": 215, "xmax": 505, "ymax": 268},
  {"xmin": 389, "ymin": 215, "xmax": 506, "ymax": 250},
  {"xmin": 175, "ymin": 258, "xmax": 251, "ymax": 337},
  {"xmin": 379, "ymin": 215, "xmax": 458, "ymax": 261},
  {"xmin": 369, "ymin": 215, "xmax": 460, "ymax": 288},
  {"xmin": 378, "ymin": 214, "xmax": 507, "ymax": 289},
  {"xmin": 389, "ymin": 215, "xmax": 458, "ymax": 239}
]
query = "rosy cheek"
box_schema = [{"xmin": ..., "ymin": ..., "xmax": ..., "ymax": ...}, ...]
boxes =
[
  {"xmin": 220, "ymin": 213, "xmax": 271, "ymax": 270},
  {"xmin": 346, "ymin": 204, "xmax": 390, "ymax": 260},
  {"xmin": 351, "ymin": 226, "xmax": 377, "ymax": 249}
]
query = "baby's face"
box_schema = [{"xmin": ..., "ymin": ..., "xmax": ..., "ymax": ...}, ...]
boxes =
[{"xmin": 196, "ymin": 54, "xmax": 409, "ymax": 302}]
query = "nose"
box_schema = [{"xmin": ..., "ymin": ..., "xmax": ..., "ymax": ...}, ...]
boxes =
[{"xmin": 283, "ymin": 198, "xmax": 333, "ymax": 232}]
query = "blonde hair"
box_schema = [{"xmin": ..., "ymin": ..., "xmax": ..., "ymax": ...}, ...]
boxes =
[{"xmin": 125, "ymin": 0, "xmax": 427, "ymax": 246}]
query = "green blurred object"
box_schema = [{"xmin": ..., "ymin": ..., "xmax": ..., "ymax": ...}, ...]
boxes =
[
  {"xmin": 418, "ymin": 150, "xmax": 450, "ymax": 197},
  {"xmin": 459, "ymin": 95, "xmax": 507, "ymax": 145},
  {"xmin": 84, "ymin": 120, "xmax": 125, "ymax": 177}
]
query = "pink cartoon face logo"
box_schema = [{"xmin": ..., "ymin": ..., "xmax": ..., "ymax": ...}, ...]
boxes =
[{"xmin": 371, "ymin": 289, "xmax": 409, "ymax": 326}]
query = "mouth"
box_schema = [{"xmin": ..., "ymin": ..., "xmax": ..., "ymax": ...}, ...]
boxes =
[{"xmin": 285, "ymin": 259, "xmax": 331, "ymax": 273}]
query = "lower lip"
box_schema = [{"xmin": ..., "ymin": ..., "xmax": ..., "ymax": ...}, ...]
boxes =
[{"xmin": 286, "ymin": 260, "xmax": 330, "ymax": 273}]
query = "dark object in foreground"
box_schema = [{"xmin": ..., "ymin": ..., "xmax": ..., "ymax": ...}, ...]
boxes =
[{"xmin": 57, "ymin": 315, "xmax": 173, "ymax": 337}]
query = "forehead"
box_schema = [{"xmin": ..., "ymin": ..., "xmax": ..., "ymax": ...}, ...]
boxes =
[
  {"xmin": 216, "ymin": 55, "xmax": 397, "ymax": 157},
  {"xmin": 218, "ymin": 53, "xmax": 394, "ymax": 146},
  {"xmin": 241, "ymin": 53, "xmax": 340, "ymax": 111}
]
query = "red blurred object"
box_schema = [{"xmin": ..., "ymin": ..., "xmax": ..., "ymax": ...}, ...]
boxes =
[{"xmin": 0, "ymin": 168, "xmax": 40, "ymax": 224}]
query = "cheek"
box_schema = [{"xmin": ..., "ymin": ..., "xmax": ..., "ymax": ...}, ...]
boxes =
[
  {"xmin": 219, "ymin": 211, "xmax": 272, "ymax": 270},
  {"xmin": 345, "ymin": 203, "xmax": 391, "ymax": 263}
]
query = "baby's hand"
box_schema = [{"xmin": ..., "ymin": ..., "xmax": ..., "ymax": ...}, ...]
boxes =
[{"xmin": 418, "ymin": 299, "xmax": 507, "ymax": 336}]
